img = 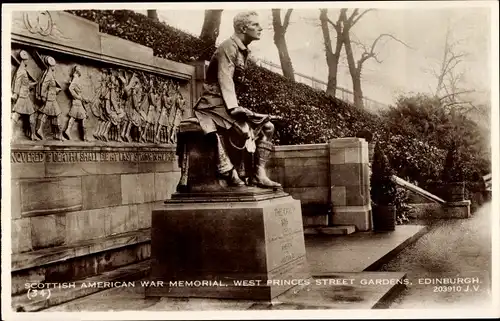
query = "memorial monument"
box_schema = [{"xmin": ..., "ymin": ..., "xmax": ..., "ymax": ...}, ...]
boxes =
[{"xmin": 146, "ymin": 11, "xmax": 310, "ymax": 300}]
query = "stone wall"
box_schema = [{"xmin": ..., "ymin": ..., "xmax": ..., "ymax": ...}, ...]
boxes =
[
  {"xmin": 268, "ymin": 138, "xmax": 372, "ymax": 231},
  {"xmin": 10, "ymin": 10, "xmax": 193, "ymax": 293}
]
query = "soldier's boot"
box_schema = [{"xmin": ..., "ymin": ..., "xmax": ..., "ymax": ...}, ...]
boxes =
[
  {"xmin": 250, "ymin": 140, "xmax": 282, "ymax": 189},
  {"xmin": 215, "ymin": 133, "xmax": 244, "ymax": 187}
]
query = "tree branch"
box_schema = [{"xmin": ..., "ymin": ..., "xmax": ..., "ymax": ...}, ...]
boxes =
[
  {"xmin": 283, "ymin": 9, "xmax": 293, "ymax": 31},
  {"xmin": 352, "ymin": 9, "xmax": 375, "ymax": 26},
  {"xmin": 370, "ymin": 33, "xmax": 413, "ymax": 53},
  {"xmin": 347, "ymin": 8, "xmax": 359, "ymax": 24},
  {"xmin": 438, "ymin": 90, "xmax": 475, "ymax": 101},
  {"xmin": 326, "ymin": 17, "xmax": 338, "ymax": 29}
]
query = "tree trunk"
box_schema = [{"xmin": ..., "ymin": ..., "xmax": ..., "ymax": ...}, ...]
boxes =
[
  {"xmin": 319, "ymin": 9, "xmax": 342, "ymax": 97},
  {"xmin": 352, "ymin": 71, "xmax": 364, "ymax": 108},
  {"xmin": 198, "ymin": 10, "xmax": 223, "ymax": 61},
  {"xmin": 341, "ymin": 28, "xmax": 364, "ymax": 108},
  {"xmin": 272, "ymin": 9, "xmax": 295, "ymax": 81},
  {"xmin": 147, "ymin": 10, "xmax": 158, "ymax": 22},
  {"xmin": 199, "ymin": 10, "xmax": 223, "ymax": 47}
]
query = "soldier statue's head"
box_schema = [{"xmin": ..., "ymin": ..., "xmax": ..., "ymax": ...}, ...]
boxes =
[{"xmin": 233, "ymin": 11, "xmax": 263, "ymax": 44}]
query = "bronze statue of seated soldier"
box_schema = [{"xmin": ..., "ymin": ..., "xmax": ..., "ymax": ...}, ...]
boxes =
[{"xmin": 176, "ymin": 11, "xmax": 282, "ymax": 193}]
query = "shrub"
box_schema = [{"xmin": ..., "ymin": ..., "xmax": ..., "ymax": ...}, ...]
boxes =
[{"xmin": 370, "ymin": 143, "xmax": 397, "ymax": 206}]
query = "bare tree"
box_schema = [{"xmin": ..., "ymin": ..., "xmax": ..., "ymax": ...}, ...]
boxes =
[
  {"xmin": 341, "ymin": 9, "xmax": 410, "ymax": 108},
  {"xmin": 198, "ymin": 10, "xmax": 223, "ymax": 60},
  {"xmin": 429, "ymin": 24, "xmax": 477, "ymax": 114},
  {"xmin": 272, "ymin": 9, "xmax": 295, "ymax": 81},
  {"xmin": 319, "ymin": 8, "xmax": 345, "ymax": 97},
  {"xmin": 147, "ymin": 10, "xmax": 159, "ymax": 22}
]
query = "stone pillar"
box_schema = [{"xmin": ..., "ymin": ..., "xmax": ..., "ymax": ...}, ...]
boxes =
[{"xmin": 328, "ymin": 138, "xmax": 372, "ymax": 231}]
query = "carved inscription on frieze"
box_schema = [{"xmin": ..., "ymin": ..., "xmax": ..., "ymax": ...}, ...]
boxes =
[{"xmin": 11, "ymin": 150, "xmax": 176, "ymax": 163}]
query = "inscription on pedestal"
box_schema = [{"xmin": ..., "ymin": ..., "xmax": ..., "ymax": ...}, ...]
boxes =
[{"xmin": 264, "ymin": 200, "xmax": 307, "ymax": 273}]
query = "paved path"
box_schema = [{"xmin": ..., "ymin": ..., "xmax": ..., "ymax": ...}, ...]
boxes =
[{"xmin": 380, "ymin": 202, "xmax": 493, "ymax": 309}]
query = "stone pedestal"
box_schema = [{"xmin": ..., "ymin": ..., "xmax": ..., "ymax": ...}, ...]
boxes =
[
  {"xmin": 146, "ymin": 190, "xmax": 310, "ymax": 300},
  {"xmin": 445, "ymin": 200, "xmax": 471, "ymax": 218}
]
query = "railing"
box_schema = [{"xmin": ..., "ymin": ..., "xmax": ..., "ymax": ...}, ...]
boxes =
[
  {"xmin": 256, "ymin": 58, "xmax": 389, "ymax": 113},
  {"xmin": 392, "ymin": 175, "xmax": 447, "ymax": 205}
]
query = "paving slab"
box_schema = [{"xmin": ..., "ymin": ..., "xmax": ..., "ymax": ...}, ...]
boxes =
[{"xmin": 306, "ymin": 225, "xmax": 427, "ymax": 274}]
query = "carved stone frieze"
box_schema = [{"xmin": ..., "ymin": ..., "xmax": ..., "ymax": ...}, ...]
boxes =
[{"xmin": 10, "ymin": 45, "xmax": 190, "ymax": 144}]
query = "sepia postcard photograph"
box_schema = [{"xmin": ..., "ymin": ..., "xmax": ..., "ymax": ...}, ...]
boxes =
[{"xmin": 1, "ymin": 1, "xmax": 499, "ymax": 320}]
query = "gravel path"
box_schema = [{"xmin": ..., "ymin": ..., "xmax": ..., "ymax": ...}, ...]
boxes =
[{"xmin": 380, "ymin": 202, "xmax": 493, "ymax": 309}]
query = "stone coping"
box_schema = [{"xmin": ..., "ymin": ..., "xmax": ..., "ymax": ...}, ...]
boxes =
[
  {"xmin": 11, "ymin": 142, "xmax": 177, "ymax": 150},
  {"xmin": 12, "ymin": 228, "xmax": 150, "ymax": 272},
  {"xmin": 274, "ymin": 143, "xmax": 328, "ymax": 151},
  {"xmin": 11, "ymin": 11, "xmax": 194, "ymax": 80}
]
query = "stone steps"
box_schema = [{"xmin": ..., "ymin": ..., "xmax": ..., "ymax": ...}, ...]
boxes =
[
  {"xmin": 304, "ymin": 225, "xmax": 356, "ymax": 235},
  {"xmin": 12, "ymin": 260, "xmax": 151, "ymax": 312}
]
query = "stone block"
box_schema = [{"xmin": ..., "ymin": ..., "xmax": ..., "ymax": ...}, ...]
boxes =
[
  {"xmin": 138, "ymin": 161, "xmax": 178, "ymax": 173},
  {"xmin": 12, "ymin": 11, "xmax": 101, "ymax": 54},
  {"xmin": 273, "ymin": 144, "xmax": 328, "ymax": 159},
  {"xmin": 330, "ymin": 163, "xmax": 362, "ymax": 186},
  {"xmin": 11, "ymin": 163, "xmax": 46, "ymax": 179},
  {"xmin": 121, "ymin": 173, "xmax": 155, "ymax": 205},
  {"xmin": 146, "ymin": 195, "xmax": 310, "ymax": 300},
  {"xmin": 331, "ymin": 205, "xmax": 372, "ymax": 231},
  {"xmin": 344, "ymin": 147, "xmax": 363, "ymax": 164},
  {"xmin": 345, "ymin": 185, "xmax": 370, "ymax": 206},
  {"xmin": 329, "ymin": 137, "xmax": 364, "ymax": 148},
  {"xmin": 302, "ymin": 215, "xmax": 328, "ymax": 227},
  {"xmin": 329, "ymin": 148, "xmax": 345, "ymax": 165},
  {"xmin": 331, "ymin": 186, "xmax": 347, "ymax": 206},
  {"xmin": 105, "ymin": 206, "xmax": 137, "ymax": 236},
  {"xmin": 135, "ymin": 202, "xmax": 159, "ymax": 229},
  {"xmin": 304, "ymin": 225, "xmax": 356, "ymax": 235},
  {"xmin": 81, "ymin": 175, "xmax": 122, "ymax": 210},
  {"xmin": 285, "ymin": 187, "xmax": 329, "ymax": 204},
  {"xmin": 284, "ymin": 156, "xmax": 329, "ymax": 168},
  {"xmin": 30, "ymin": 214, "xmax": 66, "ymax": 249},
  {"xmin": 12, "ymin": 180, "xmax": 21, "ymax": 219},
  {"xmin": 154, "ymin": 172, "xmax": 181, "ymax": 201},
  {"xmin": 20, "ymin": 177, "xmax": 82, "ymax": 216},
  {"xmin": 12, "ymin": 218, "xmax": 32, "ymax": 253},
  {"xmin": 65, "ymin": 209, "xmax": 107, "ymax": 244},
  {"xmin": 284, "ymin": 166, "xmax": 329, "ymax": 188},
  {"xmin": 100, "ymin": 33, "xmax": 153, "ymax": 66},
  {"xmin": 445, "ymin": 200, "xmax": 471, "ymax": 219}
]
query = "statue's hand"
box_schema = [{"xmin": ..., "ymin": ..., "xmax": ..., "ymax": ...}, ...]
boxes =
[
  {"xmin": 12, "ymin": 93, "xmax": 18, "ymax": 103},
  {"xmin": 269, "ymin": 115, "xmax": 283, "ymax": 122},
  {"xmin": 230, "ymin": 106, "xmax": 253, "ymax": 118}
]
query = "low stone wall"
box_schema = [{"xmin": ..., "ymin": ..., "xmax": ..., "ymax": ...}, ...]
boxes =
[{"xmin": 268, "ymin": 138, "xmax": 372, "ymax": 231}]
